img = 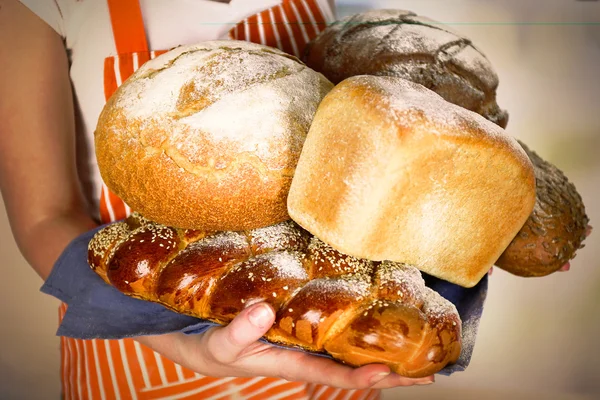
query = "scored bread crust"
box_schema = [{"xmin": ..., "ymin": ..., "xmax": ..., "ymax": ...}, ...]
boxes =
[
  {"xmin": 95, "ymin": 41, "xmax": 333, "ymax": 231},
  {"xmin": 303, "ymin": 9, "xmax": 509, "ymax": 128},
  {"xmin": 288, "ymin": 76, "xmax": 536, "ymax": 288}
]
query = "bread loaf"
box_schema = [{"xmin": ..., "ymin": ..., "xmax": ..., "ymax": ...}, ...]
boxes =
[
  {"xmin": 495, "ymin": 141, "xmax": 589, "ymax": 276},
  {"xmin": 95, "ymin": 40, "xmax": 333, "ymax": 231},
  {"xmin": 88, "ymin": 212, "xmax": 462, "ymax": 378},
  {"xmin": 287, "ymin": 76, "xmax": 536, "ymax": 288},
  {"xmin": 302, "ymin": 11, "xmax": 591, "ymax": 278},
  {"xmin": 303, "ymin": 9, "xmax": 509, "ymax": 128}
]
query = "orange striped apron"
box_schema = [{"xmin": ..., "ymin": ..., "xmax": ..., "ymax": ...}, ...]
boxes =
[{"xmin": 59, "ymin": 0, "xmax": 380, "ymax": 399}]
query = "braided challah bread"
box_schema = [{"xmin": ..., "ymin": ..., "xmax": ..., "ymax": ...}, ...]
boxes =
[{"xmin": 88, "ymin": 212, "xmax": 461, "ymax": 378}]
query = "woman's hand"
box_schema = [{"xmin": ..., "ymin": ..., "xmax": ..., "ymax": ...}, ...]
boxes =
[{"xmin": 136, "ymin": 302, "xmax": 435, "ymax": 389}]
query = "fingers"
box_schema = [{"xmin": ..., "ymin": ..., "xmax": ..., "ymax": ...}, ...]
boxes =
[
  {"xmin": 559, "ymin": 262, "xmax": 570, "ymax": 272},
  {"xmin": 205, "ymin": 303, "xmax": 275, "ymax": 365},
  {"xmin": 200, "ymin": 302, "xmax": 435, "ymax": 389},
  {"xmin": 371, "ymin": 373, "xmax": 434, "ymax": 389},
  {"xmin": 558, "ymin": 225, "xmax": 591, "ymax": 272},
  {"xmin": 263, "ymin": 348, "xmax": 434, "ymax": 389}
]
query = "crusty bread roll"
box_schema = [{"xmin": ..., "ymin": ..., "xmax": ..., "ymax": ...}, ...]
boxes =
[
  {"xmin": 95, "ymin": 40, "xmax": 333, "ymax": 231},
  {"xmin": 496, "ymin": 141, "xmax": 589, "ymax": 276},
  {"xmin": 287, "ymin": 76, "xmax": 536, "ymax": 288},
  {"xmin": 89, "ymin": 212, "xmax": 462, "ymax": 378},
  {"xmin": 303, "ymin": 9, "xmax": 509, "ymax": 128}
]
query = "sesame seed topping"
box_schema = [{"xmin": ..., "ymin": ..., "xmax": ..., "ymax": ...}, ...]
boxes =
[
  {"xmin": 250, "ymin": 220, "xmax": 308, "ymax": 253},
  {"xmin": 89, "ymin": 212, "xmax": 460, "ymax": 340}
]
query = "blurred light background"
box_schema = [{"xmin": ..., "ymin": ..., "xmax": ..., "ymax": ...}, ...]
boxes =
[{"xmin": 1, "ymin": 0, "xmax": 599, "ymax": 399}]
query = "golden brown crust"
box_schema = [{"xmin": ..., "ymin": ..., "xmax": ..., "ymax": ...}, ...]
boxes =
[
  {"xmin": 88, "ymin": 213, "xmax": 462, "ymax": 378},
  {"xmin": 287, "ymin": 76, "xmax": 536, "ymax": 288},
  {"xmin": 324, "ymin": 300, "xmax": 461, "ymax": 377},
  {"xmin": 95, "ymin": 41, "xmax": 333, "ymax": 231},
  {"xmin": 303, "ymin": 9, "xmax": 509, "ymax": 128},
  {"xmin": 496, "ymin": 141, "xmax": 589, "ymax": 276},
  {"xmin": 302, "ymin": 10, "xmax": 590, "ymax": 278}
]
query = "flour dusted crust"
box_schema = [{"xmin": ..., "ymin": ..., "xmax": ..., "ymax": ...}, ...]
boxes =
[
  {"xmin": 95, "ymin": 40, "xmax": 333, "ymax": 230},
  {"xmin": 304, "ymin": 9, "xmax": 509, "ymax": 127},
  {"xmin": 287, "ymin": 76, "xmax": 536, "ymax": 288}
]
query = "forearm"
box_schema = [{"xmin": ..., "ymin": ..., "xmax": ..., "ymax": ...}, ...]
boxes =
[
  {"xmin": 17, "ymin": 212, "xmax": 97, "ymax": 280},
  {"xmin": 135, "ymin": 332, "xmax": 187, "ymax": 363},
  {"xmin": 0, "ymin": 0, "xmax": 96, "ymax": 280}
]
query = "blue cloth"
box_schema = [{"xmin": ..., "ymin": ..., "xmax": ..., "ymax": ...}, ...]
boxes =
[{"xmin": 41, "ymin": 224, "xmax": 488, "ymax": 376}]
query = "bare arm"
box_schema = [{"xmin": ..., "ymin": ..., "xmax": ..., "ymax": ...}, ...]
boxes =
[{"xmin": 0, "ymin": 0, "xmax": 97, "ymax": 280}]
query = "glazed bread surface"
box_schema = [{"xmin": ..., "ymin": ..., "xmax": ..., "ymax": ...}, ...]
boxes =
[{"xmin": 88, "ymin": 213, "xmax": 462, "ymax": 378}]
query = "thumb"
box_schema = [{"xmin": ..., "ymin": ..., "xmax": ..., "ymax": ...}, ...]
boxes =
[{"xmin": 206, "ymin": 302, "xmax": 275, "ymax": 364}]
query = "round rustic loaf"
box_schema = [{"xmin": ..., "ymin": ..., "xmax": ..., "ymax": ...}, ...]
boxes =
[
  {"xmin": 95, "ymin": 40, "xmax": 333, "ymax": 231},
  {"xmin": 304, "ymin": 9, "xmax": 509, "ymax": 128}
]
